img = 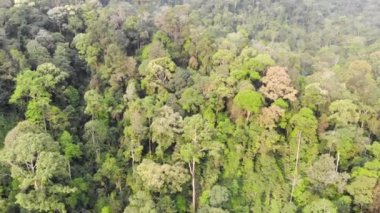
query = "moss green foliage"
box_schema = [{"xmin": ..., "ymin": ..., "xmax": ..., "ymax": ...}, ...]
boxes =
[
  {"xmin": 0, "ymin": 0, "xmax": 379, "ymax": 212},
  {"xmin": 233, "ymin": 90, "xmax": 264, "ymax": 114}
]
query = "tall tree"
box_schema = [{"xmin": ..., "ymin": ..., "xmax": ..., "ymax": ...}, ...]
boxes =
[
  {"xmin": 233, "ymin": 89, "xmax": 264, "ymax": 122},
  {"xmin": 150, "ymin": 105, "xmax": 183, "ymax": 158},
  {"xmin": 260, "ymin": 66, "xmax": 298, "ymax": 102},
  {"xmin": 0, "ymin": 121, "xmax": 75, "ymax": 212},
  {"xmin": 179, "ymin": 114, "xmax": 222, "ymax": 212}
]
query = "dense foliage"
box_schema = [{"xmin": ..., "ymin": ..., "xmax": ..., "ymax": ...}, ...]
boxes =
[{"xmin": 0, "ymin": 0, "xmax": 380, "ymax": 212}]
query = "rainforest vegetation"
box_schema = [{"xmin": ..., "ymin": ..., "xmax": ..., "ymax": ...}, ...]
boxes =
[{"xmin": 0, "ymin": 0, "xmax": 380, "ymax": 212}]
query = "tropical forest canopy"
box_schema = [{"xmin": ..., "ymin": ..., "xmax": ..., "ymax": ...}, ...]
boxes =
[{"xmin": 0, "ymin": 0, "xmax": 379, "ymax": 212}]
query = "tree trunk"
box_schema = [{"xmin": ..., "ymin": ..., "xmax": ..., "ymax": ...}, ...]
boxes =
[
  {"xmin": 43, "ymin": 114, "xmax": 47, "ymax": 132},
  {"xmin": 117, "ymin": 179, "xmax": 122, "ymax": 193},
  {"xmin": 91, "ymin": 127, "xmax": 99, "ymax": 159},
  {"xmin": 290, "ymin": 131, "xmax": 302, "ymax": 203},
  {"xmin": 68, "ymin": 160, "xmax": 72, "ymax": 180},
  {"xmin": 148, "ymin": 118, "xmax": 152, "ymax": 156},
  {"xmin": 246, "ymin": 111, "xmax": 251, "ymax": 123},
  {"xmin": 189, "ymin": 160, "xmax": 196, "ymax": 213},
  {"xmin": 34, "ymin": 180, "xmax": 39, "ymax": 190},
  {"xmin": 335, "ymin": 152, "xmax": 340, "ymax": 172},
  {"xmin": 131, "ymin": 146, "xmax": 135, "ymax": 173}
]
